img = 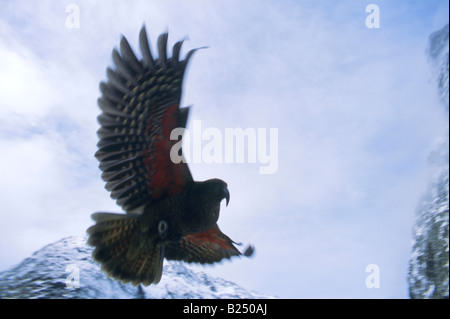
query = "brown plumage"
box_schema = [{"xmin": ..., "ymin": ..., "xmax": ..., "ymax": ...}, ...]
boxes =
[{"xmin": 87, "ymin": 26, "xmax": 253, "ymax": 286}]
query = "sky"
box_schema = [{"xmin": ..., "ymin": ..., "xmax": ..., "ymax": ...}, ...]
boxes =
[{"xmin": 0, "ymin": 0, "xmax": 448, "ymax": 298}]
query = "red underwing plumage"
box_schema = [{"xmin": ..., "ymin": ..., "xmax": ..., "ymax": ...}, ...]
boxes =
[
  {"xmin": 144, "ymin": 103, "xmax": 186, "ymax": 198},
  {"xmin": 185, "ymin": 226, "xmax": 237, "ymax": 250}
]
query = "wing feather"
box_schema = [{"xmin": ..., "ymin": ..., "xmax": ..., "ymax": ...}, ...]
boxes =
[
  {"xmin": 96, "ymin": 26, "xmax": 195, "ymax": 212},
  {"xmin": 139, "ymin": 26, "xmax": 156, "ymax": 71},
  {"xmin": 165, "ymin": 225, "xmax": 254, "ymax": 264},
  {"xmin": 119, "ymin": 36, "xmax": 143, "ymax": 74}
]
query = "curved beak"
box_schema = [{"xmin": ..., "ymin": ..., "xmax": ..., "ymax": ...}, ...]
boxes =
[{"xmin": 222, "ymin": 186, "xmax": 230, "ymax": 206}]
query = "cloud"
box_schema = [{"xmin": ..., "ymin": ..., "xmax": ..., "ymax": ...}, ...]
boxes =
[{"xmin": 0, "ymin": 0, "xmax": 447, "ymax": 298}]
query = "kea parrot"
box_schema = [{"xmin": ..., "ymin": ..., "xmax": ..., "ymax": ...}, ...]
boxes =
[{"xmin": 87, "ymin": 26, "xmax": 254, "ymax": 286}]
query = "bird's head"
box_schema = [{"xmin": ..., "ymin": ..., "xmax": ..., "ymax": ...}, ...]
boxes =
[
  {"xmin": 203, "ymin": 178, "xmax": 230, "ymax": 207},
  {"xmin": 188, "ymin": 178, "xmax": 230, "ymax": 230}
]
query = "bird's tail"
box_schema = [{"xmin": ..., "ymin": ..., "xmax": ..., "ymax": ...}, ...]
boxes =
[{"xmin": 87, "ymin": 212, "xmax": 165, "ymax": 286}]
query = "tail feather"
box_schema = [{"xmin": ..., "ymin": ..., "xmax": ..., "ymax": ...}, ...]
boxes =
[
  {"xmin": 131, "ymin": 246, "xmax": 164, "ymax": 286},
  {"xmin": 87, "ymin": 212, "xmax": 165, "ymax": 286},
  {"xmin": 87, "ymin": 212, "xmax": 138, "ymax": 246}
]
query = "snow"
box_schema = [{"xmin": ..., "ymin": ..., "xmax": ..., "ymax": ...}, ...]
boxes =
[
  {"xmin": 0, "ymin": 236, "xmax": 274, "ymax": 299},
  {"xmin": 408, "ymin": 24, "xmax": 449, "ymax": 299}
]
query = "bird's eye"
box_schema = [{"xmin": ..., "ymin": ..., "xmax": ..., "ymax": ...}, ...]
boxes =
[{"xmin": 158, "ymin": 220, "xmax": 169, "ymax": 235}]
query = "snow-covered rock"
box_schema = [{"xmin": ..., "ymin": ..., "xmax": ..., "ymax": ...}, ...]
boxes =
[
  {"xmin": 409, "ymin": 171, "xmax": 449, "ymax": 299},
  {"xmin": 0, "ymin": 236, "xmax": 273, "ymax": 299},
  {"xmin": 428, "ymin": 23, "xmax": 449, "ymax": 111},
  {"xmin": 408, "ymin": 24, "xmax": 449, "ymax": 299}
]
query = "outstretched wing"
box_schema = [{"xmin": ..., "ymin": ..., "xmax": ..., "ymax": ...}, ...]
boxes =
[
  {"xmin": 96, "ymin": 26, "xmax": 199, "ymax": 212},
  {"xmin": 165, "ymin": 224, "xmax": 254, "ymax": 264}
]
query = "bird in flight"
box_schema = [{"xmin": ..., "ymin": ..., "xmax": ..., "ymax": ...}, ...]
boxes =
[{"xmin": 87, "ymin": 26, "xmax": 254, "ymax": 286}]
